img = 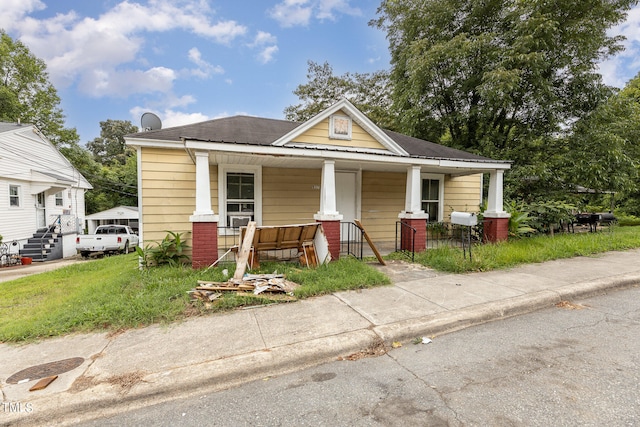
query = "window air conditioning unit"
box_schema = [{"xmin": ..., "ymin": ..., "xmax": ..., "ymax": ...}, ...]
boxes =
[{"xmin": 230, "ymin": 215, "xmax": 252, "ymax": 228}]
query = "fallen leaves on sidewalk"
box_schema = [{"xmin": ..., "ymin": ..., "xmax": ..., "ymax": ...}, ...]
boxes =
[
  {"xmin": 555, "ymin": 300, "xmax": 586, "ymax": 310},
  {"xmin": 107, "ymin": 371, "xmax": 147, "ymax": 394},
  {"xmin": 339, "ymin": 338, "xmax": 387, "ymax": 361}
]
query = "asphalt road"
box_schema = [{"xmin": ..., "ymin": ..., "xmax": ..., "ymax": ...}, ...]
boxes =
[{"xmin": 75, "ymin": 285, "xmax": 640, "ymax": 426}]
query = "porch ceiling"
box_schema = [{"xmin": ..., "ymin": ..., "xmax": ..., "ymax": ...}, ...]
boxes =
[{"xmin": 208, "ymin": 152, "xmax": 495, "ymax": 176}]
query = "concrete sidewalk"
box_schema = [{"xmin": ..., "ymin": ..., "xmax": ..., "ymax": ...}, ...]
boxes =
[{"xmin": 2, "ymin": 250, "xmax": 640, "ymax": 426}]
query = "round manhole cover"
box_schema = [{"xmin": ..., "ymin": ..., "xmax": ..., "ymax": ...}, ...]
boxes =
[{"xmin": 6, "ymin": 357, "xmax": 84, "ymax": 384}]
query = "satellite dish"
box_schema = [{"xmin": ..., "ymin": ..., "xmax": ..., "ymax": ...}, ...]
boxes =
[{"xmin": 141, "ymin": 112, "xmax": 162, "ymax": 131}]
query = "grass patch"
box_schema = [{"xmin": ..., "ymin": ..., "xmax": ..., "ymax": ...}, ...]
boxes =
[
  {"xmin": 0, "ymin": 254, "xmax": 388, "ymax": 343},
  {"xmin": 405, "ymin": 225, "xmax": 640, "ymax": 273}
]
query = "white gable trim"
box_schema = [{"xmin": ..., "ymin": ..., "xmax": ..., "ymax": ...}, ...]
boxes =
[{"xmin": 272, "ymin": 99, "xmax": 409, "ymax": 156}]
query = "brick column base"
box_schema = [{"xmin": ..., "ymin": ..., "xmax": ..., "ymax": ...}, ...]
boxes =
[
  {"xmin": 316, "ymin": 220, "xmax": 340, "ymax": 261},
  {"xmin": 400, "ymin": 218, "xmax": 427, "ymax": 252},
  {"xmin": 191, "ymin": 221, "xmax": 218, "ymax": 268},
  {"xmin": 483, "ymin": 216, "xmax": 509, "ymax": 242}
]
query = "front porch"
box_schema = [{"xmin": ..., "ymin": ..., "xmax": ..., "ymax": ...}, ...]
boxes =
[{"xmin": 187, "ymin": 149, "xmax": 510, "ymax": 268}]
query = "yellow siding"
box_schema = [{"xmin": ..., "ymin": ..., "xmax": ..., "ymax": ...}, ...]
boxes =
[
  {"xmin": 443, "ymin": 174, "xmax": 482, "ymax": 219},
  {"xmin": 140, "ymin": 148, "xmax": 218, "ymax": 253},
  {"xmin": 360, "ymin": 171, "xmax": 405, "ymax": 242},
  {"xmin": 262, "ymin": 167, "xmax": 320, "ymax": 225},
  {"xmin": 295, "ymin": 110, "xmax": 388, "ymax": 150},
  {"xmin": 139, "ymin": 145, "xmax": 483, "ymax": 255}
]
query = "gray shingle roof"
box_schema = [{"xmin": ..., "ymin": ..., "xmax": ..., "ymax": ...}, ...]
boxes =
[
  {"xmin": 129, "ymin": 116, "xmax": 300, "ymax": 146},
  {"xmin": 128, "ymin": 115, "xmax": 497, "ymax": 162}
]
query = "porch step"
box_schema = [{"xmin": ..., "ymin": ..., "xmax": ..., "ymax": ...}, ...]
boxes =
[{"xmin": 19, "ymin": 231, "xmax": 62, "ymax": 262}]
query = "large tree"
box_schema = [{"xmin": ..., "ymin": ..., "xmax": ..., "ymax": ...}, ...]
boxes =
[
  {"xmin": 372, "ymin": 0, "xmax": 635, "ymax": 160},
  {"xmin": 566, "ymin": 72, "xmax": 640, "ymax": 212},
  {"xmin": 81, "ymin": 120, "xmax": 139, "ymax": 213},
  {"xmin": 87, "ymin": 119, "xmax": 139, "ymax": 165},
  {"xmin": 284, "ymin": 61, "xmax": 397, "ymax": 130},
  {"xmin": 0, "ymin": 30, "xmax": 78, "ymax": 146}
]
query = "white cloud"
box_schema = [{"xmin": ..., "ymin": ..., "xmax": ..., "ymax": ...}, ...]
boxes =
[
  {"xmin": 252, "ymin": 31, "xmax": 278, "ymax": 46},
  {"xmin": 186, "ymin": 47, "xmax": 225, "ymax": 78},
  {"xmin": 269, "ymin": 0, "xmax": 313, "ymax": 28},
  {"xmin": 80, "ymin": 66, "xmax": 177, "ymax": 98},
  {"xmin": 4, "ymin": 0, "xmax": 246, "ymax": 96},
  {"xmin": 160, "ymin": 110, "xmax": 212, "ymax": 128},
  {"xmin": 129, "ymin": 106, "xmax": 211, "ymax": 130},
  {"xmin": 250, "ymin": 31, "xmax": 279, "ymax": 64},
  {"xmin": 0, "ymin": 0, "xmax": 45, "ymax": 31},
  {"xmin": 269, "ymin": 0, "xmax": 360, "ymax": 27},
  {"xmin": 258, "ymin": 45, "xmax": 279, "ymax": 64},
  {"xmin": 316, "ymin": 0, "xmax": 361, "ymax": 21},
  {"xmin": 598, "ymin": 6, "xmax": 640, "ymax": 87}
]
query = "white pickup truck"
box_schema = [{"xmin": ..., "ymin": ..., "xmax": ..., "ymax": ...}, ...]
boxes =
[{"xmin": 76, "ymin": 225, "xmax": 139, "ymax": 258}]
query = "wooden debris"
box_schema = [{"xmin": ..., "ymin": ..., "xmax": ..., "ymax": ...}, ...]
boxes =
[
  {"xmin": 189, "ymin": 273, "xmax": 299, "ymax": 303},
  {"xmin": 355, "ymin": 219, "xmax": 386, "ymax": 266},
  {"xmin": 234, "ymin": 222, "xmax": 257, "ymax": 280},
  {"xmin": 29, "ymin": 375, "xmax": 58, "ymax": 391}
]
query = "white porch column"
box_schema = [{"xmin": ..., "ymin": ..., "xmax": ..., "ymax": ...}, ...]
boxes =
[
  {"xmin": 486, "ymin": 169, "xmax": 507, "ymax": 215},
  {"xmin": 314, "ymin": 160, "xmax": 343, "ymax": 220},
  {"xmin": 399, "ymin": 165, "xmax": 427, "ymax": 219},
  {"xmin": 189, "ymin": 151, "xmax": 218, "ymax": 221},
  {"xmin": 483, "ymin": 169, "xmax": 510, "ymax": 242}
]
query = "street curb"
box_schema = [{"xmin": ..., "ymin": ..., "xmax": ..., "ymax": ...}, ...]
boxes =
[
  {"xmin": 374, "ymin": 272, "xmax": 640, "ymax": 345},
  {"xmin": 373, "ymin": 290, "xmax": 562, "ymax": 344},
  {"xmin": 5, "ymin": 272, "xmax": 640, "ymax": 426},
  {"xmin": 554, "ymin": 272, "xmax": 640, "ymax": 301}
]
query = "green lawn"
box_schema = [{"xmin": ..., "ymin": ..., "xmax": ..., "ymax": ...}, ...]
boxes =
[
  {"xmin": 2, "ymin": 226, "xmax": 639, "ymax": 343},
  {"xmin": 406, "ymin": 225, "xmax": 640, "ymax": 273},
  {"xmin": 0, "ymin": 255, "xmax": 389, "ymax": 343}
]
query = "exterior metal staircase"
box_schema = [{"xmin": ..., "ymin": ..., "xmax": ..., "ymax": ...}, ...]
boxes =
[{"xmin": 19, "ymin": 227, "xmax": 63, "ymax": 262}]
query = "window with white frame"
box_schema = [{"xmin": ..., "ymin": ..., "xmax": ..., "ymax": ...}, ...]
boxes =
[
  {"xmin": 421, "ymin": 176, "xmax": 444, "ymax": 221},
  {"xmin": 55, "ymin": 191, "xmax": 64, "ymax": 206},
  {"xmin": 219, "ymin": 165, "xmax": 262, "ymax": 232},
  {"xmin": 9, "ymin": 185, "xmax": 20, "ymax": 207},
  {"xmin": 226, "ymin": 172, "xmax": 254, "ymax": 227}
]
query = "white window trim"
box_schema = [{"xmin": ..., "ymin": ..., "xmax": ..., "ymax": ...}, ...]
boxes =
[
  {"xmin": 218, "ymin": 164, "xmax": 262, "ymax": 234},
  {"xmin": 55, "ymin": 191, "xmax": 64, "ymax": 207},
  {"xmin": 329, "ymin": 115, "xmax": 352, "ymax": 140},
  {"xmin": 421, "ymin": 173, "xmax": 444, "ymax": 222},
  {"xmin": 9, "ymin": 184, "xmax": 21, "ymax": 208}
]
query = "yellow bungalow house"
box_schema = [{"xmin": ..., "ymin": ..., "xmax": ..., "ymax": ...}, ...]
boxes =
[{"xmin": 125, "ymin": 99, "xmax": 511, "ymax": 268}]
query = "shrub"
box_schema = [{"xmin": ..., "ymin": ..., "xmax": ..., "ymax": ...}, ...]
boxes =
[{"xmin": 136, "ymin": 231, "xmax": 190, "ymax": 267}]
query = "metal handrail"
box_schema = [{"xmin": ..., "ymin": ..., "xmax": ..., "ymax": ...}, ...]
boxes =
[
  {"xmin": 37, "ymin": 215, "xmax": 61, "ymax": 258},
  {"xmin": 340, "ymin": 221, "xmax": 364, "ymax": 259},
  {"xmin": 395, "ymin": 221, "xmax": 416, "ymax": 262}
]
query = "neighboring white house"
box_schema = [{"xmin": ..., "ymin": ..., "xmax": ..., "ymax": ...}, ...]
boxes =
[
  {"xmin": 84, "ymin": 205, "xmax": 139, "ymax": 234},
  {"xmin": 0, "ymin": 122, "xmax": 92, "ymax": 261}
]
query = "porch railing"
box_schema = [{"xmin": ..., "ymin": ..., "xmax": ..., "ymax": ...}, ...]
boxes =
[{"xmin": 340, "ymin": 221, "xmax": 364, "ymax": 259}]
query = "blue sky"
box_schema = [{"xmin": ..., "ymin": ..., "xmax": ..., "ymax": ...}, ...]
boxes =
[{"xmin": 2, "ymin": 1, "xmax": 640, "ymax": 144}]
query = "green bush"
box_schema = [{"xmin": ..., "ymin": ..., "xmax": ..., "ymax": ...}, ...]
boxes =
[{"xmin": 136, "ymin": 231, "xmax": 190, "ymax": 267}]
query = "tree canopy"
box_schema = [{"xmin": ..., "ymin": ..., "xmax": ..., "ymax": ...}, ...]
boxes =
[
  {"xmin": 87, "ymin": 119, "xmax": 139, "ymax": 165},
  {"xmin": 284, "ymin": 61, "xmax": 397, "ymax": 130},
  {"xmin": 565, "ymin": 72, "xmax": 640, "ymax": 213},
  {"xmin": 372, "ymin": 0, "xmax": 635, "ymax": 162},
  {"xmin": 80, "ymin": 120, "xmax": 139, "ymax": 213},
  {"xmin": 0, "ymin": 30, "xmax": 78, "ymax": 146}
]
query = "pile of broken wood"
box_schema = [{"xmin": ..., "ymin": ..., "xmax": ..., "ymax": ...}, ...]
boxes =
[{"xmin": 189, "ymin": 273, "xmax": 299, "ymax": 303}]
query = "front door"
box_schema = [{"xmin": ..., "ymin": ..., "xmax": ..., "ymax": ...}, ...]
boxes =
[
  {"xmin": 36, "ymin": 192, "xmax": 46, "ymax": 229},
  {"xmin": 336, "ymin": 171, "xmax": 357, "ymax": 238}
]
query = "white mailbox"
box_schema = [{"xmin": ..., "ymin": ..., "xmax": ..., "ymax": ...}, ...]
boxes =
[{"xmin": 451, "ymin": 212, "xmax": 477, "ymax": 226}]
